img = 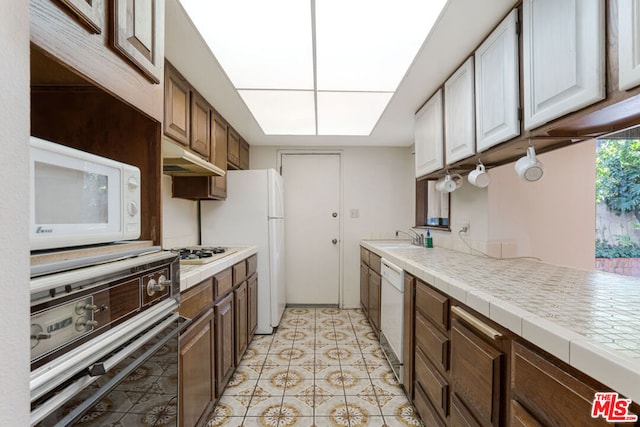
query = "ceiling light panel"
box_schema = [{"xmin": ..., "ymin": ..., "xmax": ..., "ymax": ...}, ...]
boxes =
[
  {"xmin": 315, "ymin": 0, "xmax": 448, "ymax": 92},
  {"xmin": 317, "ymin": 92, "xmax": 393, "ymax": 135},
  {"xmin": 179, "ymin": 0, "xmax": 313, "ymax": 90},
  {"xmin": 238, "ymin": 90, "xmax": 316, "ymax": 135}
]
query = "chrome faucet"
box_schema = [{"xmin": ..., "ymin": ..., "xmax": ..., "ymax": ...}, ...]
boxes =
[{"xmin": 395, "ymin": 229, "xmax": 424, "ymax": 247}]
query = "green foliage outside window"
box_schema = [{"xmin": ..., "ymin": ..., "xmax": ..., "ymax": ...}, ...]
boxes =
[{"xmin": 596, "ymin": 139, "xmax": 640, "ymax": 258}]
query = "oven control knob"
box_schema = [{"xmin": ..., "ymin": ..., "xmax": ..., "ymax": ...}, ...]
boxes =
[
  {"xmin": 75, "ymin": 302, "xmax": 97, "ymax": 314},
  {"xmin": 147, "ymin": 275, "xmax": 170, "ymax": 296},
  {"xmin": 31, "ymin": 324, "xmax": 51, "ymax": 348},
  {"xmin": 76, "ymin": 317, "xmax": 98, "ymax": 331},
  {"xmin": 159, "ymin": 275, "xmax": 171, "ymax": 288}
]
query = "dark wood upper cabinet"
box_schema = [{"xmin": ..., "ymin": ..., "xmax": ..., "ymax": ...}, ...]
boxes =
[
  {"xmin": 212, "ymin": 115, "xmax": 228, "ymax": 170},
  {"xmin": 190, "ymin": 90, "xmax": 212, "ymax": 159},
  {"xmin": 164, "ymin": 62, "xmax": 190, "ymax": 146},
  {"xmin": 111, "ymin": 0, "xmax": 163, "ymax": 83},
  {"xmin": 58, "ymin": 0, "xmax": 104, "ymax": 33},
  {"xmin": 227, "ymin": 128, "xmax": 240, "ymax": 169},
  {"xmin": 240, "ymin": 138, "xmax": 250, "ymax": 170}
]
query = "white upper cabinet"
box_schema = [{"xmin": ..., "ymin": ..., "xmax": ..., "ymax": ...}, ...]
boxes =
[
  {"xmin": 415, "ymin": 89, "xmax": 444, "ymax": 178},
  {"xmin": 522, "ymin": 0, "xmax": 605, "ymax": 130},
  {"xmin": 619, "ymin": 0, "xmax": 640, "ymax": 91},
  {"xmin": 475, "ymin": 10, "xmax": 520, "ymax": 152},
  {"xmin": 444, "ymin": 57, "xmax": 476, "ymax": 164}
]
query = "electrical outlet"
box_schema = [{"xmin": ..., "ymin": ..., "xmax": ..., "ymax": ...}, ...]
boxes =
[
  {"xmin": 460, "ymin": 220, "xmax": 470, "ymax": 235},
  {"xmin": 350, "ymin": 209, "xmax": 360, "ymax": 219}
]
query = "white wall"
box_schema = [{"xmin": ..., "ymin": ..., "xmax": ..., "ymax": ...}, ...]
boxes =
[
  {"xmin": 252, "ymin": 146, "xmax": 415, "ymax": 308},
  {"xmin": 1, "ymin": 1, "xmax": 30, "ymax": 424},
  {"xmin": 426, "ymin": 179, "xmax": 491, "ymax": 253},
  {"xmin": 161, "ymin": 175, "xmax": 200, "ymax": 248},
  {"xmin": 487, "ymin": 141, "xmax": 596, "ymax": 269}
]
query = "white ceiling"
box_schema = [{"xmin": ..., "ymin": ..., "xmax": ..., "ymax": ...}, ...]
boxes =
[{"xmin": 165, "ymin": 0, "xmax": 519, "ymax": 147}]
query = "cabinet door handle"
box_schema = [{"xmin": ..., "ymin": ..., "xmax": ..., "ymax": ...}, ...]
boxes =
[{"xmin": 451, "ymin": 306, "xmax": 502, "ymax": 340}]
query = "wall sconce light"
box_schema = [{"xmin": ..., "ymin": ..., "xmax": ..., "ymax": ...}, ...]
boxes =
[
  {"xmin": 515, "ymin": 144, "xmax": 544, "ymax": 182},
  {"xmin": 435, "ymin": 171, "xmax": 462, "ymax": 193},
  {"xmin": 468, "ymin": 161, "xmax": 490, "ymax": 188}
]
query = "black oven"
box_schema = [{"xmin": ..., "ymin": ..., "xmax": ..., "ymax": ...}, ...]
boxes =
[{"xmin": 29, "ymin": 248, "xmax": 190, "ymax": 426}]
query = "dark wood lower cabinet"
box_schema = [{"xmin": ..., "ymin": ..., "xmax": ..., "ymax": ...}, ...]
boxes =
[
  {"xmin": 215, "ymin": 292, "xmax": 235, "ymax": 395},
  {"xmin": 248, "ymin": 274, "xmax": 258, "ymax": 337},
  {"xmin": 415, "ymin": 347, "xmax": 449, "ymax": 420},
  {"xmin": 234, "ymin": 281, "xmax": 248, "ymax": 365},
  {"xmin": 179, "ymin": 308, "xmax": 215, "ymax": 427},
  {"xmin": 360, "ymin": 262, "xmax": 369, "ymax": 314},
  {"xmin": 369, "ymin": 246, "xmax": 640, "ymax": 427},
  {"xmin": 510, "ymin": 400, "xmax": 544, "ymax": 427},
  {"xmin": 368, "ymin": 269, "xmax": 381, "ymax": 335},
  {"xmin": 415, "ymin": 381, "xmax": 447, "ymax": 427},
  {"xmin": 450, "ymin": 392, "xmax": 481, "ymax": 427},
  {"xmin": 359, "ymin": 246, "xmax": 381, "ymax": 336},
  {"xmin": 450, "ymin": 317, "xmax": 504, "ymax": 427},
  {"xmin": 402, "ymin": 272, "xmax": 415, "ymax": 396},
  {"xmin": 511, "ymin": 341, "xmax": 624, "ymax": 427}
]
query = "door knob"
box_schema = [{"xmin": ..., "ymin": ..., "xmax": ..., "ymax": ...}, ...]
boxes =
[
  {"xmin": 332, "ymin": 239, "xmax": 338, "ymax": 244},
  {"xmin": 332, "ymin": 212, "xmax": 338, "ymax": 218}
]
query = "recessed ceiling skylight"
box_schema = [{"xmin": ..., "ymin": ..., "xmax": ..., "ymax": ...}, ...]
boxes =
[{"xmin": 179, "ymin": 0, "xmax": 448, "ymax": 136}]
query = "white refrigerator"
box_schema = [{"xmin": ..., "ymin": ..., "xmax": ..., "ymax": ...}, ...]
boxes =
[{"xmin": 200, "ymin": 169, "xmax": 286, "ymax": 334}]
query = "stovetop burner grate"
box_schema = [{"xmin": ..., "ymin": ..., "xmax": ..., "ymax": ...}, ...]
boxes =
[
  {"xmin": 173, "ymin": 246, "xmax": 239, "ymax": 265},
  {"xmin": 177, "ymin": 247, "xmax": 226, "ymax": 260}
]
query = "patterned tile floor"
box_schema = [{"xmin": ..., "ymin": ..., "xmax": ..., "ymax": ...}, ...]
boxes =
[{"xmin": 206, "ymin": 307, "xmax": 423, "ymax": 427}]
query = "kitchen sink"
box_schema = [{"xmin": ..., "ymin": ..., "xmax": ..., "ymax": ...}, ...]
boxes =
[{"xmin": 372, "ymin": 241, "xmax": 418, "ymax": 250}]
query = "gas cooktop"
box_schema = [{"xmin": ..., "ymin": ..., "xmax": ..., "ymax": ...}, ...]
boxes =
[{"xmin": 174, "ymin": 246, "xmax": 239, "ymax": 265}]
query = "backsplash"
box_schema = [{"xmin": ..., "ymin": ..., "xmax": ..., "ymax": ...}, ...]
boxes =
[
  {"xmin": 161, "ymin": 175, "xmax": 199, "ymax": 249},
  {"xmin": 414, "ymin": 229, "xmax": 518, "ymax": 259}
]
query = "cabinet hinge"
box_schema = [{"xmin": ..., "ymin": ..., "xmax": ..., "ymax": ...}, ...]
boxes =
[
  {"xmin": 518, "ymin": 107, "xmax": 523, "ymax": 121},
  {"xmin": 515, "ymin": 19, "xmax": 521, "ymax": 35}
]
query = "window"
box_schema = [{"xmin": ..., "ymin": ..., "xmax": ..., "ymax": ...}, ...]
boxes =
[
  {"xmin": 415, "ymin": 179, "xmax": 450, "ymax": 230},
  {"xmin": 595, "ymin": 134, "xmax": 640, "ymax": 277}
]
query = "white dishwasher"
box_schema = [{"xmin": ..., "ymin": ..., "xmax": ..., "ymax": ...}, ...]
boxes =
[{"xmin": 380, "ymin": 257, "xmax": 404, "ymax": 382}]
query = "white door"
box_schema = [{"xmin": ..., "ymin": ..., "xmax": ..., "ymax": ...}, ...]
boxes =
[
  {"xmin": 281, "ymin": 154, "xmax": 340, "ymax": 305},
  {"xmin": 522, "ymin": 0, "xmax": 605, "ymax": 130}
]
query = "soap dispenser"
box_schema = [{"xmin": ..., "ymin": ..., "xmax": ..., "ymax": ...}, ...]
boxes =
[{"xmin": 426, "ymin": 230, "xmax": 433, "ymax": 248}]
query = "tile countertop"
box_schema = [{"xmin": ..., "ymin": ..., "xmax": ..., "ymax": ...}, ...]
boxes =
[
  {"xmin": 361, "ymin": 240, "xmax": 640, "ymax": 403},
  {"xmin": 178, "ymin": 246, "xmax": 258, "ymax": 292}
]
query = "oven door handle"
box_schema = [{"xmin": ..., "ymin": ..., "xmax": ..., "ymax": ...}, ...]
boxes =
[{"xmin": 30, "ymin": 312, "xmax": 191, "ymax": 426}]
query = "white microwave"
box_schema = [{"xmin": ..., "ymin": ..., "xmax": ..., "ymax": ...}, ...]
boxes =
[{"xmin": 30, "ymin": 137, "xmax": 141, "ymax": 251}]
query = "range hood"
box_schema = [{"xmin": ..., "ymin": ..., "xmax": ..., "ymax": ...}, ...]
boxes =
[{"xmin": 162, "ymin": 138, "xmax": 225, "ymax": 177}]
